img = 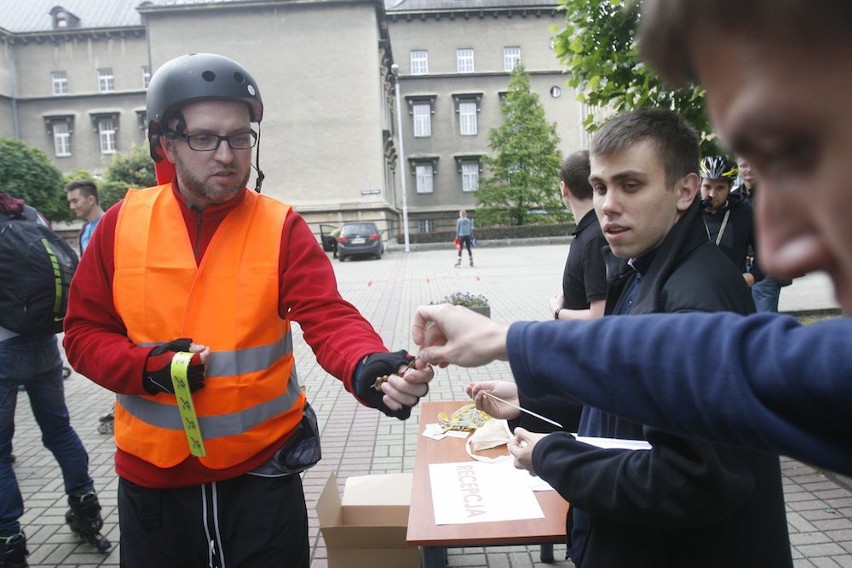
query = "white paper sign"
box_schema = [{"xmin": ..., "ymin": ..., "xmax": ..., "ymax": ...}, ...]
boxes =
[
  {"xmin": 575, "ymin": 435, "xmax": 652, "ymax": 451},
  {"xmin": 429, "ymin": 461, "xmax": 545, "ymax": 525}
]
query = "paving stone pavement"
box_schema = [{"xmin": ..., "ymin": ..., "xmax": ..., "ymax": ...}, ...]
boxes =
[{"xmin": 9, "ymin": 242, "xmax": 850, "ymax": 567}]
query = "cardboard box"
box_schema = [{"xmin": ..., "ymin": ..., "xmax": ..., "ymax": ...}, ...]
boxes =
[{"xmin": 317, "ymin": 472, "xmax": 421, "ymax": 568}]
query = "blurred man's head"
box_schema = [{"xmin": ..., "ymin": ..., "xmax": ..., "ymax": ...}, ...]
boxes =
[
  {"xmin": 589, "ymin": 108, "xmax": 699, "ymax": 259},
  {"xmin": 65, "ymin": 180, "xmax": 101, "ymax": 221},
  {"xmin": 638, "ymin": 0, "xmax": 852, "ymax": 311},
  {"xmin": 736, "ymin": 156, "xmax": 755, "ymax": 191}
]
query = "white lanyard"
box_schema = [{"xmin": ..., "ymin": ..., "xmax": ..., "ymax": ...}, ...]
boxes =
[{"xmin": 705, "ymin": 209, "xmax": 731, "ymax": 246}]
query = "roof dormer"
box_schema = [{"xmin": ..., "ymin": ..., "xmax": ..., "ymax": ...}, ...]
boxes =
[{"xmin": 50, "ymin": 6, "xmax": 81, "ymax": 30}]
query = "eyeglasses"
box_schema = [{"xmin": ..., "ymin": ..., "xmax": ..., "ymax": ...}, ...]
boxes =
[{"xmin": 168, "ymin": 130, "xmax": 258, "ymax": 152}]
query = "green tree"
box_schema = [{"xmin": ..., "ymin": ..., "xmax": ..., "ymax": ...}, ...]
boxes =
[
  {"xmin": 64, "ymin": 168, "xmax": 97, "ymax": 185},
  {"xmin": 477, "ymin": 65, "xmax": 567, "ymax": 226},
  {"xmin": 100, "ymin": 144, "xmax": 156, "ymax": 210},
  {"xmin": 552, "ymin": 0, "xmax": 720, "ymax": 155},
  {"xmin": 0, "ymin": 138, "xmax": 71, "ymax": 222}
]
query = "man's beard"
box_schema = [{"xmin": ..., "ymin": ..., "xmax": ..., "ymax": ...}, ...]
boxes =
[{"xmin": 177, "ymin": 166, "xmax": 250, "ymax": 205}]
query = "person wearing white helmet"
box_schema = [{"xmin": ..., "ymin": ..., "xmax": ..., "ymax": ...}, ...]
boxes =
[{"xmin": 699, "ymin": 155, "xmax": 763, "ymax": 287}]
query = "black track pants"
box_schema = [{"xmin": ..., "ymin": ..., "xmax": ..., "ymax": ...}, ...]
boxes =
[{"xmin": 118, "ymin": 473, "xmax": 309, "ymax": 568}]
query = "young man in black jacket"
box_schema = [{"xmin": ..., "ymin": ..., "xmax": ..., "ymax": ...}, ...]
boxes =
[{"xmin": 473, "ymin": 109, "xmax": 792, "ymax": 568}]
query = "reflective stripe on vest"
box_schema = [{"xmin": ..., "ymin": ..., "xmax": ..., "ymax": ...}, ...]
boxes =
[
  {"xmin": 112, "ymin": 184, "xmax": 303, "ymax": 469},
  {"xmin": 118, "ymin": 334, "xmax": 300, "ymax": 436}
]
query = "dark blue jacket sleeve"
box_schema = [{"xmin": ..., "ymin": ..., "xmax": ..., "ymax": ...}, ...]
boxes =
[
  {"xmin": 532, "ymin": 429, "xmax": 755, "ymax": 528},
  {"xmin": 507, "ymin": 313, "xmax": 852, "ymax": 475}
]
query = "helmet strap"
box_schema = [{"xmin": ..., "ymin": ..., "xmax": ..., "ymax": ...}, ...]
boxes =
[{"xmin": 253, "ymin": 125, "xmax": 265, "ymax": 193}]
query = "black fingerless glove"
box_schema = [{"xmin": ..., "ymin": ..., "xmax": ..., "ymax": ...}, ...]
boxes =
[
  {"xmin": 143, "ymin": 338, "xmax": 205, "ymax": 395},
  {"xmin": 355, "ymin": 350, "xmax": 415, "ymax": 420}
]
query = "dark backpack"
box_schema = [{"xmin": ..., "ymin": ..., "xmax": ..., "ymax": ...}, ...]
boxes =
[{"xmin": 0, "ymin": 206, "xmax": 79, "ymax": 336}]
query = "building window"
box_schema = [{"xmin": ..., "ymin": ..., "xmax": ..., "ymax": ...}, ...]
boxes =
[
  {"xmin": 51, "ymin": 71, "xmax": 68, "ymax": 96},
  {"xmin": 414, "ymin": 164, "xmax": 434, "ymax": 194},
  {"xmin": 413, "ymin": 103, "xmax": 431, "ymax": 138},
  {"xmin": 459, "ymin": 101, "xmax": 477, "ymax": 136},
  {"xmin": 456, "ymin": 48, "xmax": 475, "ymax": 73},
  {"xmin": 142, "ymin": 65, "xmax": 151, "ymax": 88},
  {"xmin": 503, "ymin": 46, "xmax": 521, "ymax": 71},
  {"xmin": 53, "ymin": 122, "xmax": 71, "ymax": 157},
  {"xmin": 410, "ymin": 50, "xmax": 428, "ymax": 75},
  {"xmin": 136, "ymin": 109, "xmax": 148, "ymax": 131},
  {"xmin": 418, "ymin": 219, "xmax": 435, "ymax": 233},
  {"xmin": 98, "ymin": 117, "xmax": 117, "ymax": 154},
  {"xmin": 98, "ymin": 68, "xmax": 114, "ymax": 93},
  {"xmin": 461, "ymin": 162, "xmax": 480, "ymax": 192}
]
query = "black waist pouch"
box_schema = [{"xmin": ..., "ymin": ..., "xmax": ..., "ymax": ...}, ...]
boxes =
[
  {"xmin": 248, "ymin": 402, "xmax": 322, "ymax": 477},
  {"xmin": 274, "ymin": 402, "xmax": 322, "ymax": 475}
]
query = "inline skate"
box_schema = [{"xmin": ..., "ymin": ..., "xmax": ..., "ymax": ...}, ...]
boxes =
[
  {"xmin": 66, "ymin": 491, "xmax": 111, "ymax": 553},
  {"xmin": 0, "ymin": 530, "xmax": 28, "ymax": 568}
]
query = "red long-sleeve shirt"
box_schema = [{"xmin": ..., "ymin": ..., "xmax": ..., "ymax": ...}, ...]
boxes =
[{"xmin": 63, "ymin": 184, "xmax": 387, "ymax": 487}]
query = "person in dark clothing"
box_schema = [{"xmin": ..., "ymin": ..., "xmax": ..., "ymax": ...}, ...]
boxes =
[
  {"xmin": 551, "ymin": 150, "xmax": 608, "ymax": 322},
  {"xmin": 469, "ymin": 109, "xmax": 792, "ymax": 568},
  {"xmin": 699, "ymin": 155, "xmax": 763, "ymax": 286},
  {"xmin": 1, "ymin": 194, "xmax": 109, "ymax": 567},
  {"xmin": 469, "ymin": 151, "xmax": 607, "ymax": 438},
  {"xmin": 412, "ymin": 0, "xmax": 852, "ymax": 483},
  {"xmin": 730, "ymin": 156, "xmax": 790, "ymax": 310},
  {"xmin": 732, "ymin": 156, "xmax": 755, "ymax": 205}
]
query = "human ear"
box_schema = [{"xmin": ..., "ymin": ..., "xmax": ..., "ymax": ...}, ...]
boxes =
[
  {"xmin": 161, "ymin": 135, "xmax": 177, "ymax": 163},
  {"xmin": 676, "ymin": 172, "xmax": 700, "ymax": 211}
]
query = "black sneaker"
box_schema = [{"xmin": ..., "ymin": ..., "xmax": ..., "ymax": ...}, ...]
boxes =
[{"xmin": 0, "ymin": 531, "xmax": 28, "ymax": 568}]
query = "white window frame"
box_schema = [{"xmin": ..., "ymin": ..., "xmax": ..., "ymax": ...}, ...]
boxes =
[
  {"xmin": 142, "ymin": 65, "xmax": 151, "ymax": 88},
  {"xmin": 98, "ymin": 68, "xmax": 114, "ymax": 93},
  {"xmin": 456, "ymin": 48, "xmax": 475, "ymax": 73},
  {"xmin": 98, "ymin": 117, "xmax": 117, "ymax": 154},
  {"xmin": 412, "ymin": 103, "xmax": 431, "ymax": 138},
  {"xmin": 459, "ymin": 101, "xmax": 478, "ymax": 136},
  {"xmin": 503, "ymin": 46, "xmax": 521, "ymax": 71},
  {"xmin": 418, "ymin": 219, "xmax": 435, "ymax": 233},
  {"xmin": 410, "ymin": 50, "xmax": 428, "ymax": 75},
  {"xmin": 51, "ymin": 71, "xmax": 68, "ymax": 96},
  {"xmin": 462, "ymin": 162, "xmax": 479, "ymax": 192},
  {"xmin": 415, "ymin": 163, "xmax": 434, "ymax": 194},
  {"xmin": 53, "ymin": 122, "xmax": 71, "ymax": 157}
]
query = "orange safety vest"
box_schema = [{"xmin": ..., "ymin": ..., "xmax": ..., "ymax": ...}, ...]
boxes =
[{"xmin": 112, "ymin": 184, "xmax": 305, "ymax": 469}]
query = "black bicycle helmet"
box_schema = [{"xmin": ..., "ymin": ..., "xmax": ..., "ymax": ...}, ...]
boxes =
[
  {"xmin": 700, "ymin": 155, "xmax": 738, "ymax": 184},
  {"xmin": 146, "ymin": 53, "xmax": 263, "ymax": 162}
]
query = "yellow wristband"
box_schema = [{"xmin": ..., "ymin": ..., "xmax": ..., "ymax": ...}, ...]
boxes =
[{"xmin": 171, "ymin": 352, "xmax": 206, "ymax": 457}]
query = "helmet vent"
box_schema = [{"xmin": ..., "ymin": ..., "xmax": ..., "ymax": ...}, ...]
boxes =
[
  {"xmin": 233, "ymin": 72, "xmax": 246, "ymax": 84},
  {"xmin": 202, "ymin": 70, "xmax": 216, "ymax": 82}
]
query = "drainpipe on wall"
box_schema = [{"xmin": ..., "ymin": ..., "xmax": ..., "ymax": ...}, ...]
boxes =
[{"xmin": 5, "ymin": 40, "xmax": 20, "ymax": 137}]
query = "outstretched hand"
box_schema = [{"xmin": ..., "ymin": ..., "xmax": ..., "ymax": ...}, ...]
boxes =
[
  {"xmin": 357, "ymin": 350, "xmax": 435, "ymax": 419},
  {"xmin": 378, "ymin": 357, "xmax": 435, "ymax": 414},
  {"xmin": 411, "ymin": 304, "xmax": 510, "ymax": 368}
]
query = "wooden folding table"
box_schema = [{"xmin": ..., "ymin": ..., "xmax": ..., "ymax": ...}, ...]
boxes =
[{"xmin": 406, "ymin": 401, "xmax": 569, "ymax": 567}]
